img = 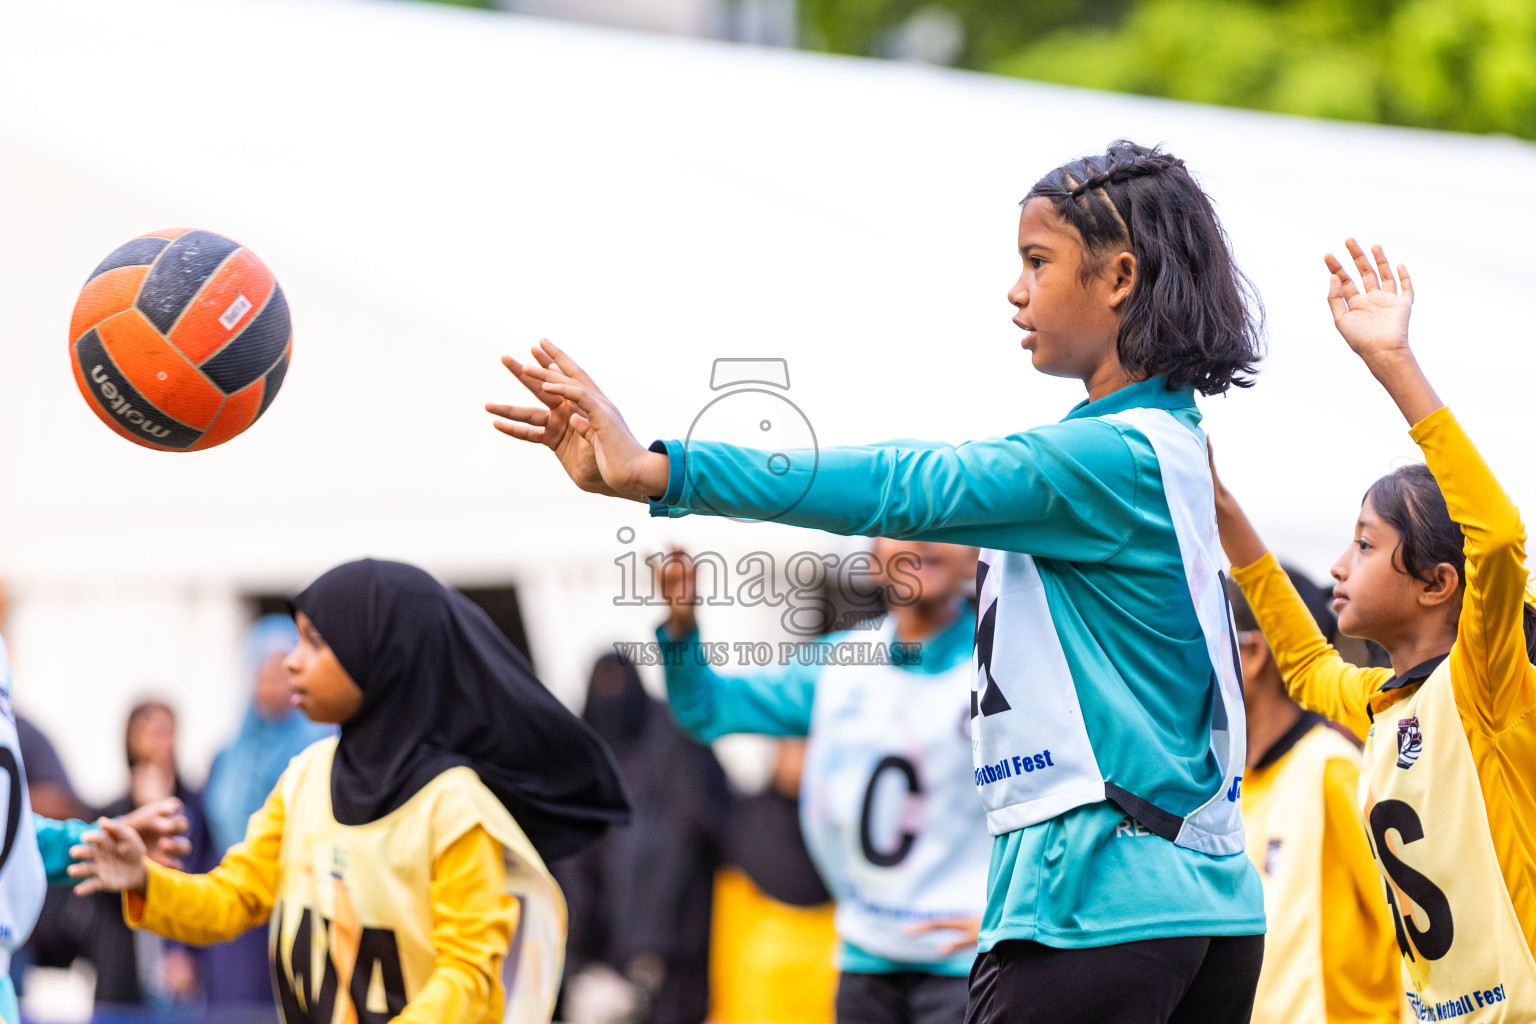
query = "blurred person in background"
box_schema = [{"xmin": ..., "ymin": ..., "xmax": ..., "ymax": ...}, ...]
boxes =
[
  {"xmin": 675, "ymin": 567, "xmax": 848, "ymax": 1024},
  {"xmin": 17, "ymin": 717, "xmax": 91, "ymax": 822},
  {"xmin": 557, "ymin": 653, "xmax": 729, "ymax": 1024},
  {"xmin": 90, "ymin": 699, "xmax": 212, "ymax": 1008},
  {"xmin": 0, "ymin": 580, "xmax": 195, "ymax": 1015},
  {"xmin": 1229, "ymin": 570, "xmax": 1401, "ymax": 1023},
  {"xmin": 201, "ymin": 614, "xmax": 333, "ymax": 1006},
  {"xmin": 0, "ymin": 604, "xmax": 190, "ymax": 1024},
  {"xmin": 657, "ymin": 541, "xmax": 988, "ymax": 1024},
  {"xmin": 710, "ymin": 738, "xmax": 839, "ymax": 1024}
]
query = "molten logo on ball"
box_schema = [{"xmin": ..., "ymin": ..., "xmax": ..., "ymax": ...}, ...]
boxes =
[
  {"xmin": 88, "ymin": 365, "xmax": 173, "ymax": 441},
  {"xmin": 68, "ymin": 228, "xmax": 292, "ymax": 451}
]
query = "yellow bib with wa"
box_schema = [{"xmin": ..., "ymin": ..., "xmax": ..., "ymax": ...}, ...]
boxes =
[
  {"xmin": 1244, "ymin": 724, "xmax": 1364, "ymax": 1023},
  {"xmin": 1362, "ymin": 662, "xmax": 1536, "ymax": 1021},
  {"xmin": 268, "ymin": 739, "xmax": 567, "ymax": 1024}
]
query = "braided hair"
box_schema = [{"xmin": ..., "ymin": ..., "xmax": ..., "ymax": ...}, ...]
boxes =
[{"xmin": 1024, "ymin": 140, "xmax": 1263, "ymax": 396}]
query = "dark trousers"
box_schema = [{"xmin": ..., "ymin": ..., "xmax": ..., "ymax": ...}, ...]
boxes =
[
  {"xmin": 837, "ymin": 971, "xmax": 970, "ymax": 1024},
  {"xmin": 965, "ymin": 935, "xmax": 1265, "ymax": 1024}
]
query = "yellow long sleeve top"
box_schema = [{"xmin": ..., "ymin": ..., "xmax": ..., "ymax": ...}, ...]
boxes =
[
  {"xmin": 1231, "ymin": 406, "xmax": 1536, "ymax": 954},
  {"xmin": 124, "ymin": 772, "xmax": 518, "ymax": 1024},
  {"xmin": 1316, "ymin": 756, "xmax": 1402, "ymax": 1022},
  {"xmin": 1243, "ymin": 728, "xmax": 1401, "ymax": 1022}
]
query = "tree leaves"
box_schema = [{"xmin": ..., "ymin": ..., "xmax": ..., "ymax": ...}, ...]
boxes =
[
  {"xmin": 799, "ymin": 0, "xmax": 1536, "ymax": 139},
  {"xmin": 990, "ymin": 0, "xmax": 1535, "ymax": 138}
]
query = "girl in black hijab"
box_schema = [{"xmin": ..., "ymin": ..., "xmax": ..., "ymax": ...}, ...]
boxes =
[
  {"xmin": 557, "ymin": 654, "xmax": 728, "ymax": 1024},
  {"xmin": 73, "ymin": 559, "xmax": 630, "ymax": 1024}
]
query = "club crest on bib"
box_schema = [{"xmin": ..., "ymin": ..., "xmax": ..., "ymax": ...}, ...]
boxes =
[{"xmin": 1396, "ymin": 715, "xmax": 1423, "ymax": 769}]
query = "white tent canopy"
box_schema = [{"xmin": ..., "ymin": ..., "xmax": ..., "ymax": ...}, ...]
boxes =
[{"xmin": 2, "ymin": 0, "xmax": 1534, "ymax": 800}]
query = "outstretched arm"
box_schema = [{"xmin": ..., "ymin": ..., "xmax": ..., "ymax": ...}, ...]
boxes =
[
  {"xmin": 491, "ymin": 345, "xmax": 1147, "ymax": 558},
  {"xmin": 1211, "ymin": 448, "xmax": 1389, "ymax": 739},
  {"xmin": 36, "ymin": 798, "xmax": 191, "ymax": 885},
  {"xmin": 71, "ymin": 780, "xmax": 287, "ymax": 945},
  {"xmin": 1420, "ymin": 409, "xmax": 1536, "ymax": 732}
]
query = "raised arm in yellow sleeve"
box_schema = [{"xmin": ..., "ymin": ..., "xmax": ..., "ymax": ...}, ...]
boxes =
[
  {"xmin": 1413, "ymin": 407, "xmax": 1536, "ymax": 734},
  {"xmin": 125, "ymin": 775, "xmax": 286, "ymax": 944},
  {"xmin": 395, "ymin": 824, "xmax": 520, "ymax": 1024},
  {"xmin": 1230, "ymin": 552, "xmax": 1392, "ymax": 740},
  {"xmin": 1317, "ymin": 756, "xmax": 1400, "ymax": 1024}
]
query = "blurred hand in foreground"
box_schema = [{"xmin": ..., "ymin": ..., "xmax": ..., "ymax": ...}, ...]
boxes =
[{"xmin": 68, "ymin": 817, "xmax": 149, "ymax": 896}]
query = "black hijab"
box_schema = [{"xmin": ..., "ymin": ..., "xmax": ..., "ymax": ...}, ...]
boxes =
[{"xmin": 289, "ymin": 559, "xmax": 630, "ymax": 862}]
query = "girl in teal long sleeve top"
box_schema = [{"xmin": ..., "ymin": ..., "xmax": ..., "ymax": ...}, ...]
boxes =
[
  {"xmin": 491, "ymin": 141, "xmax": 1268, "ymax": 1023},
  {"xmin": 657, "ymin": 541, "xmax": 987, "ymax": 989},
  {"xmin": 644, "ymin": 378, "xmax": 1263, "ymax": 946}
]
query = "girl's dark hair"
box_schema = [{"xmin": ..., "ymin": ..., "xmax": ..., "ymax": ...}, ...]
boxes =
[
  {"xmin": 1023, "ymin": 140, "xmax": 1263, "ymax": 396},
  {"xmin": 1366, "ymin": 463, "xmax": 1536, "ymax": 661}
]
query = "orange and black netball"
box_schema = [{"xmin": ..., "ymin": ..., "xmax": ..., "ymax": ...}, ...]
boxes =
[{"xmin": 69, "ymin": 228, "xmax": 292, "ymax": 451}]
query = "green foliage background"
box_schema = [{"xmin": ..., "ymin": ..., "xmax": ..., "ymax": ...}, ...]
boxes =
[
  {"xmin": 800, "ymin": 0, "xmax": 1536, "ymax": 139},
  {"xmin": 417, "ymin": 0, "xmax": 1536, "ymax": 139}
]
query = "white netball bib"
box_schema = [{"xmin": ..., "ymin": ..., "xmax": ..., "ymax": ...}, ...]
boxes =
[
  {"xmin": 1361, "ymin": 660, "xmax": 1536, "ymax": 1020},
  {"xmin": 970, "ymin": 408, "xmax": 1247, "ymax": 856},
  {"xmin": 800, "ymin": 619, "xmax": 991, "ymax": 964},
  {"xmin": 0, "ymin": 638, "xmax": 45, "ymax": 977}
]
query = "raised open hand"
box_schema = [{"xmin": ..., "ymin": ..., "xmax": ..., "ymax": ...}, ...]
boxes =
[
  {"xmin": 508, "ymin": 341, "xmax": 669, "ymax": 502},
  {"xmin": 1324, "ymin": 239, "xmax": 1413, "ymax": 365},
  {"xmin": 68, "ymin": 817, "xmax": 150, "ymax": 896},
  {"xmin": 654, "ymin": 548, "xmax": 700, "ymax": 638},
  {"xmin": 487, "ymin": 342, "xmax": 618, "ymax": 497}
]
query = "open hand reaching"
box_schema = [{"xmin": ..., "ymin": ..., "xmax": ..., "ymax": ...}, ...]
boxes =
[
  {"xmin": 68, "ymin": 817, "xmax": 149, "ymax": 896},
  {"xmin": 486, "ymin": 341, "xmax": 617, "ymax": 497},
  {"xmin": 1323, "ymin": 238, "xmax": 1442, "ymax": 426},
  {"xmin": 486, "ymin": 340, "xmax": 669, "ymax": 502},
  {"xmin": 1324, "ymin": 238, "xmax": 1413, "ymax": 365},
  {"xmin": 118, "ymin": 797, "xmax": 193, "ymax": 869}
]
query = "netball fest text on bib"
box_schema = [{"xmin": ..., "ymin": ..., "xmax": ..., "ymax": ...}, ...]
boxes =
[
  {"xmin": 969, "ymin": 407, "xmax": 1246, "ymax": 856},
  {"xmin": 969, "ymin": 549, "xmax": 1106, "ymax": 836},
  {"xmin": 1361, "ymin": 662, "xmax": 1536, "ymax": 1021},
  {"xmin": 971, "ymin": 575, "xmax": 1060, "ymax": 794}
]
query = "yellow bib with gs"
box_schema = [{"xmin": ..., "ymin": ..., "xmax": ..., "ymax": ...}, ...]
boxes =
[{"xmin": 1362, "ymin": 662, "xmax": 1536, "ymax": 1021}]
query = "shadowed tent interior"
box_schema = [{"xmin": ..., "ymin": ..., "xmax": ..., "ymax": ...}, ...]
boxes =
[{"xmin": 0, "ymin": 0, "xmax": 1533, "ymax": 800}]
